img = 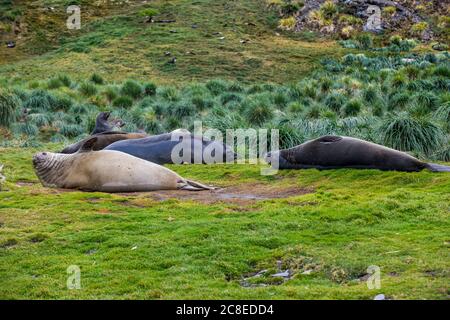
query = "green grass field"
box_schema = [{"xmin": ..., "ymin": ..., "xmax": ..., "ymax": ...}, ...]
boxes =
[
  {"xmin": 0, "ymin": 0, "xmax": 449, "ymax": 300},
  {"xmin": 0, "ymin": 146, "xmax": 449, "ymax": 299}
]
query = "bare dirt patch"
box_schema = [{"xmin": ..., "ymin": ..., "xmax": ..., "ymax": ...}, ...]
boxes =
[{"xmin": 119, "ymin": 183, "xmax": 313, "ymax": 205}]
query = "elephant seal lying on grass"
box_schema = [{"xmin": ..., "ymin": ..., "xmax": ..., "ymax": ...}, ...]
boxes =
[
  {"xmin": 266, "ymin": 135, "xmax": 450, "ymax": 172},
  {"xmin": 60, "ymin": 132, "xmax": 147, "ymax": 154},
  {"xmin": 33, "ymin": 138, "xmax": 213, "ymax": 192},
  {"xmin": 105, "ymin": 132, "xmax": 236, "ymax": 165}
]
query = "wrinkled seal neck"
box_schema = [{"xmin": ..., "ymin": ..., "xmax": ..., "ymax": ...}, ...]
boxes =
[{"xmin": 34, "ymin": 153, "xmax": 73, "ymax": 187}]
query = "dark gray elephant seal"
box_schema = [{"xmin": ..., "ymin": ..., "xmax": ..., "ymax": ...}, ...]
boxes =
[
  {"xmin": 60, "ymin": 132, "xmax": 148, "ymax": 154},
  {"xmin": 266, "ymin": 135, "xmax": 450, "ymax": 172},
  {"xmin": 105, "ymin": 132, "xmax": 236, "ymax": 165},
  {"xmin": 91, "ymin": 111, "xmax": 125, "ymax": 135}
]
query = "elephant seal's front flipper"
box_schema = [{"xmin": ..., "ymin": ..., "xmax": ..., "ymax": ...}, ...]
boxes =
[
  {"xmin": 78, "ymin": 136, "xmax": 99, "ymax": 152},
  {"xmin": 425, "ymin": 163, "xmax": 450, "ymax": 172}
]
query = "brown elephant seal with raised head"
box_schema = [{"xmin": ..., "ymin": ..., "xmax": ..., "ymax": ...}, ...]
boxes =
[
  {"xmin": 266, "ymin": 135, "xmax": 450, "ymax": 172},
  {"xmin": 60, "ymin": 131, "xmax": 148, "ymax": 154},
  {"xmin": 33, "ymin": 138, "xmax": 213, "ymax": 192}
]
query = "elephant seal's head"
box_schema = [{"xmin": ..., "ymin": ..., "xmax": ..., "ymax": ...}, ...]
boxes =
[{"xmin": 32, "ymin": 151, "xmax": 72, "ymax": 187}]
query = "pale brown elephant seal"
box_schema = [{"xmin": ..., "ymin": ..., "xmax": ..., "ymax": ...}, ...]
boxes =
[
  {"xmin": 266, "ymin": 135, "xmax": 450, "ymax": 172},
  {"xmin": 33, "ymin": 138, "xmax": 214, "ymax": 192}
]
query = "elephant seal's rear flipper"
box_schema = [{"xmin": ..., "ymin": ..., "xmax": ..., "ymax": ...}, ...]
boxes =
[
  {"xmin": 426, "ymin": 163, "xmax": 450, "ymax": 172},
  {"xmin": 179, "ymin": 179, "xmax": 215, "ymax": 191}
]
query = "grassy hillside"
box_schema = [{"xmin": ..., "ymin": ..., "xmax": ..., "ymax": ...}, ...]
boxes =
[
  {"xmin": 0, "ymin": 146, "xmax": 449, "ymax": 299},
  {"xmin": 0, "ymin": 0, "xmax": 345, "ymax": 84}
]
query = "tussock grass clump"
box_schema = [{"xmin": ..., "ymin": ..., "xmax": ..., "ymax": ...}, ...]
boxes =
[
  {"xmin": 191, "ymin": 96, "xmax": 214, "ymax": 111},
  {"xmin": 24, "ymin": 90, "xmax": 57, "ymax": 112},
  {"xmin": 102, "ymin": 86, "xmax": 119, "ymax": 102},
  {"xmin": 204, "ymin": 109, "xmax": 246, "ymax": 134},
  {"xmin": 12, "ymin": 122, "xmax": 39, "ymax": 137},
  {"xmin": 121, "ymin": 80, "xmax": 143, "ymax": 100},
  {"xmin": 220, "ymin": 92, "xmax": 243, "ymax": 105},
  {"xmin": 0, "ymin": 90, "xmax": 20, "ymax": 128},
  {"xmin": 381, "ymin": 113, "xmax": 444, "ymax": 155},
  {"xmin": 286, "ymin": 84, "xmax": 302, "ymax": 100},
  {"xmin": 157, "ymin": 86, "xmax": 180, "ymax": 102},
  {"xmin": 355, "ymin": 33, "xmax": 373, "ymax": 50},
  {"xmin": 433, "ymin": 142, "xmax": 450, "ymax": 161},
  {"xmin": 143, "ymin": 82, "xmax": 157, "ymax": 96},
  {"xmin": 53, "ymin": 94, "xmax": 74, "ymax": 112},
  {"xmin": 342, "ymin": 99, "xmax": 362, "ymax": 117},
  {"xmin": 145, "ymin": 119, "xmax": 164, "ymax": 134},
  {"xmin": 243, "ymin": 93, "xmax": 275, "ymax": 126},
  {"xmin": 433, "ymin": 65, "xmax": 450, "ymax": 78},
  {"xmin": 57, "ymin": 75, "xmax": 72, "ymax": 88},
  {"xmin": 302, "ymin": 84, "xmax": 317, "ymax": 99},
  {"xmin": 273, "ymin": 88, "xmax": 289, "ymax": 109},
  {"xmin": 413, "ymin": 92, "xmax": 439, "ymax": 111},
  {"xmin": 69, "ymin": 104, "xmax": 90, "ymax": 115},
  {"xmin": 165, "ymin": 116, "xmax": 182, "ymax": 131},
  {"xmin": 388, "ymin": 92, "xmax": 410, "ymax": 111},
  {"xmin": 272, "ymin": 121, "xmax": 304, "ymax": 149},
  {"xmin": 206, "ymin": 79, "xmax": 229, "ymax": 96},
  {"xmin": 288, "ymin": 102, "xmax": 304, "ymax": 114},
  {"xmin": 324, "ymin": 92, "xmax": 346, "ymax": 112},
  {"xmin": 112, "ymin": 96, "xmax": 134, "ymax": 109},
  {"xmin": 362, "ymin": 85, "xmax": 380, "ymax": 104},
  {"xmin": 47, "ymin": 78, "xmax": 63, "ymax": 90},
  {"xmin": 247, "ymin": 84, "xmax": 265, "ymax": 95},
  {"xmin": 171, "ymin": 101, "xmax": 196, "ymax": 119},
  {"xmin": 28, "ymin": 113, "xmax": 52, "ymax": 127},
  {"xmin": 390, "ymin": 73, "xmax": 407, "ymax": 88},
  {"xmin": 11, "ymin": 88, "xmax": 27, "ymax": 102},
  {"xmin": 245, "ymin": 103, "xmax": 274, "ymax": 126},
  {"xmin": 228, "ymin": 82, "xmax": 244, "ymax": 93},
  {"xmin": 407, "ymin": 79, "xmax": 434, "ymax": 91},
  {"xmin": 434, "ymin": 102, "xmax": 450, "ymax": 123},
  {"xmin": 403, "ymin": 65, "xmax": 420, "ymax": 80},
  {"xmin": 305, "ymin": 104, "xmax": 322, "ymax": 119},
  {"xmin": 90, "ymin": 73, "xmax": 105, "ymax": 85},
  {"xmin": 79, "ymin": 82, "xmax": 98, "ymax": 97},
  {"xmin": 59, "ymin": 124, "xmax": 85, "ymax": 138}
]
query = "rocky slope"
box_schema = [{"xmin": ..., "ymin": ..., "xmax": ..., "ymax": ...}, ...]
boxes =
[{"xmin": 277, "ymin": 0, "xmax": 448, "ymax": 41}]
